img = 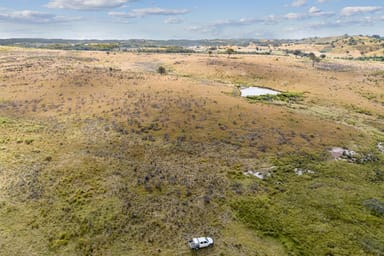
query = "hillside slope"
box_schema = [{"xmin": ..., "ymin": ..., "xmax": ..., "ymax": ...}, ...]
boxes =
[{"xmin": 0, "ymin": 47, "xmax": 383, "ymax": 255}]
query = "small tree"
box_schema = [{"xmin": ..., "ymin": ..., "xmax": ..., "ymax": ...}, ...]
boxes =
[
  {"xmin": 226, "ymin": 48, "xmax": 235, "ymax": 58},
  {"xmin": 208, "ymin": 50, "xmax": 213, "ymax": 57},
  {"xmin": 158, "ymin": 66, "xmax": 166, "ymax": 75},
  {"xmin": 308, "ymin": 52, "xmax": 320, "ymax": 67}
]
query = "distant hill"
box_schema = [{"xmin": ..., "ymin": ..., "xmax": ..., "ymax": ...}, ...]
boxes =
[
  {"xmin": 0, "ymin": 38, "xmax": 291, "ymax": 48},
  {"xmin": 323, "ymin": 35, "xmax": 384, "ymax": 57},
  {"xmin": 0, "ymin": 35, "xmax": 382, "ymax": 58}
]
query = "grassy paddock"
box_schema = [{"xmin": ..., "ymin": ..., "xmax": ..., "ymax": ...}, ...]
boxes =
[{"xmin": 0, "ymin": 48, "xmax": 383, "ymax": 255}]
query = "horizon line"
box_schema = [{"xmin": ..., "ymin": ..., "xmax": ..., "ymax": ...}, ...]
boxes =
[{"xmin": 0, "ymin": 34, "xmax": 381, "ymax": 42}]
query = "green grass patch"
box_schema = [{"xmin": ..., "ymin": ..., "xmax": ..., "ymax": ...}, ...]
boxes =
[
  {"xmin": 231, "ymin": 152, "xmax": 384, "ymax": 256},
  {"xmin": 246, "ymin": 92, "xmax": 304, "ymax": 104},
  {"xmin": 231, "ymin": 197, "xmax": 283, "ymax": 238},
  {"xmin": 0, "ymin": 117, "xmax": 10, "ymax": 124},
  {"xmin": 348, "ymin": 104, "xmax": 373, "ymax": 116}
]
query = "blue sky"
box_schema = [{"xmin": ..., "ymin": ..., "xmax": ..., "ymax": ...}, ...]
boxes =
[{"xmin": 0, "ymin": 0, "xmax": 383, "ymax": 39}]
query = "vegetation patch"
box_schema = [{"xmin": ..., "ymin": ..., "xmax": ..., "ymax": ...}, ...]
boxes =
[
  {"xmin": 363, "ymin": 198, "xmax": 384, "ymax": 217},
  {"xmin": 347, "ymin": 104, "xmax": 373, "ymax": 116},
  {"xmin": 138, "ymin": 46, "xmax": 195, "ymax": 53},
  {"xmin": 246, "ymin": 92, "xmax": 304, "ymax": 104},
  {"xmin": 157, "ymin": 65, "xmax": 166, "ymax": 75},
  {"xmin": 231, "ymin": 197, "xmax": 283, "ymax": 237},
  {"xmin": 231, "ymin": 151, "xmax": 384, "ymax": 256},
  {"xmin": 0, "ymin": 116, "xmax": 10, "ymax": 124},
  {"xmin": 372, "ymin": 70, "xmax": 384, "ymax": 78}
]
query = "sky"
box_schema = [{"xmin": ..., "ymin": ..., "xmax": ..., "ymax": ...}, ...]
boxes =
[{"xmin": 0, "ymin": 0, "xmax": 383, "ymax": 39}]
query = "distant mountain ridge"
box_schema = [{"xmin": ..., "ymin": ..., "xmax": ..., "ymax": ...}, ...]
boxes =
[
  {"xmin": 0, "ymin": 38, "xmax": 292, "ymax": 47},
  {"xmin": 0, "ymin": 35, "xmax": 382, "ymax": 47},
  {"xmin": 1, "ymin": 35, "xmax": 382, "ymax": 58}
]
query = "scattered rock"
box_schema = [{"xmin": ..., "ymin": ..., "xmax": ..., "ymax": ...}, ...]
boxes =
[
  {"xmin": 294, "ymin": 168, "xmax": 315, "ymax": 176},
  {"xmin": 330, "ymin": 147, "xmax": 346, "ymax": 159},
  {"xmin": 377, "ymin": 142, "xmax": 384, "ymax": 153},
  {"xmin": 330, "ymin": 147, "xmax": 356, "ymax": 161},
  {"xmin": 342, "ymin": 149, "xmax": 356, "ymax": 158},
  {"xmin": 244, "ymin": 170, "xmax": 271, "ymax": 180},
  {"xmin": 357, "ymin": 153, "xmax": 379, "ymax": 164},
  {"xmin": 330, "ymin": 147, "xmax": 377, "ymax": 163}
]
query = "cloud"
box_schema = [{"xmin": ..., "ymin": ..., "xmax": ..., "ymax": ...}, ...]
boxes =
[
  {"xmin": 0, "ymin": 10, "xmax": 81, "ymax": 23},
  {"xmin": 285, "ymin": 12, "xmax": 305, "ymax": 20},
  {"xmin": 187, "ymin": 25, "xmax": 216, "ymax": 35},
  {"xmin": 284, "ymin": 6, "xmax": 334, "ymax": 20},
  {"xmin": 46, "ymin": 0, "xmax": 136, "ymax": 10},
  {"xmin": 164, "ymin": 17, "xmax": 183, "ymax": 24},
  {"xmin": 341, "ymin": 6, "xmax": 382, "ymax": 16},
  {"xmin": 291, "ymin": 0, "xmax": 307, "ymax": 7},
  {"xmin": 186, "ymin": 16, "xmax": 278, "ymax": 37},
  {"xmin": 213, "ymin": 18, "xmax": 263, "ymax": 27},
  {"xmin": 309, "ymin": 6, "xmax": 320, "ymax": 14},
  {"xmin": 308, "ymin": 6, "xmax": 334, "ymax": 16},
  {"xmin": 109, "ymin": 8, "xmax": 189, "ymax": 18},
  {"xmin": 201, "ymin": 16, "xmax": 279, "ymax": 31},
  {"xmin": 317, "ymin": 0, "xmax": 328, "ymax": 3},
  {"xmin": 309, "ymin": 15, "xmax": 383, "ymax": 29},
  {"xmin": 192, "ymin": 7, "xmax": 338, "ymax": 36}
]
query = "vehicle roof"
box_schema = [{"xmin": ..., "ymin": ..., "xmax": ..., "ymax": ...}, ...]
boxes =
[{"xmin": 193, "ymin": 237, "xmax": 211, "ymax": 242}]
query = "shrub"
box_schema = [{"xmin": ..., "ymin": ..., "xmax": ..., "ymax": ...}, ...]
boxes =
[
  {"xmin": 363, "ymin": 198, "xmax": 384, "ymax": 217},
  {"xmin": 157, "ymin": 66, "xmax": 166, "ymax": 75},
  {"xmin": 24, "ymin": 139, "xmax": 34, "ymax": 145},
  {"xmin": 361, "ymin": 237, "xmax": 384, "ymax": 255}
]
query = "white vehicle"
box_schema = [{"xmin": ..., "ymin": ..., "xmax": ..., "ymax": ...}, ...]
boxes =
[{"xmin": 188, "ymin": 237, "xmax": 214, "ymax": 249}]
